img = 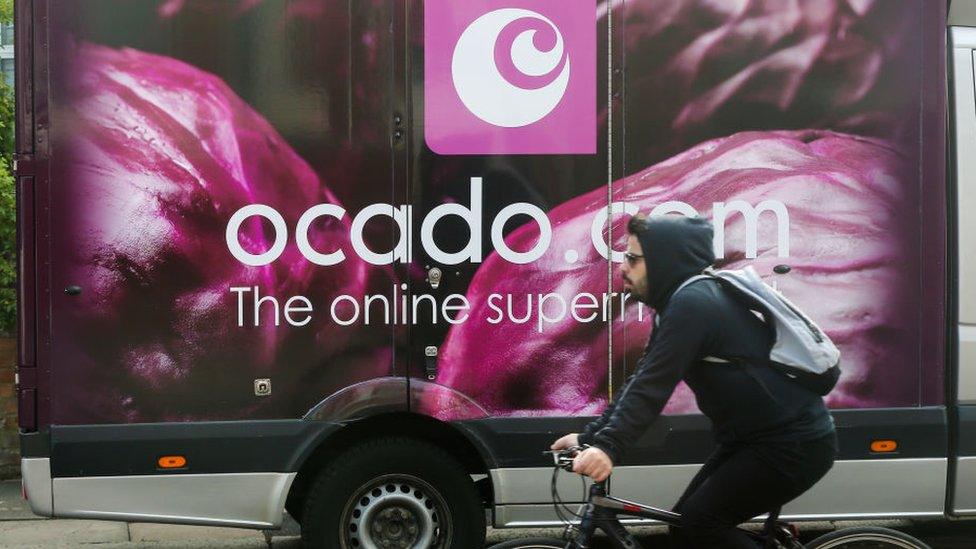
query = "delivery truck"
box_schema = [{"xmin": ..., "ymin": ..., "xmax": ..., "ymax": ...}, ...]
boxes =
[{"xmin": 11, "ymin": 0, "xmax": 976, "ymax": 547}]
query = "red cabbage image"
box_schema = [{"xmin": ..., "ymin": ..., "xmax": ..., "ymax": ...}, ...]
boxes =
[
  {"xmin": 163, "ymin": 0, "xmax": 917, "ymax": 168},
  {"xmin": 55, "ymin": 2, "xmax": 931, "ymax": 423},
  {"xmin": 600, "ymin": 0, "xmax": 918, "ymax": 165},
  {"xmin": 435, "ymin": 130, "xmax": 917, "ymax": 417},
  {"xmin": 158, "ymin": 0, "xmax": 325, "ymax": 19},
  {"xmin": 156, "ymin": 0, "xmax": 394, "ymax": 213},
  {"xmin": 54, "ymin": 42, "xmax": 392, "ymax": 423}
]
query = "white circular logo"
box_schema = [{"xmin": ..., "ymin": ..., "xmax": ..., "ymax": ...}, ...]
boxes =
[{"xmin": 451, "ymin": 8, "xmax": 570, "ymax": 128}]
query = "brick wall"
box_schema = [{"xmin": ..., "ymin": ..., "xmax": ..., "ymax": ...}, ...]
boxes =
[{"xmin": 0, "ymin": 338, "xmax": 18, "ymax": 480}]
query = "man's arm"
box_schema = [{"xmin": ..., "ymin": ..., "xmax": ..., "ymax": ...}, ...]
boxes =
[
  {"xmin": 578, "ymin": 394, "xmax": 619, "ymax": 447},
  {"xmin": 586, "ymin": 292, "xmax": 714, "ymax": 463},
  {"xmin": 578, "ymin": 333, "xmax": 659, "ymax": 446}
]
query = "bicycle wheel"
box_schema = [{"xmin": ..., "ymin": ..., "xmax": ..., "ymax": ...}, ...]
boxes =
[
  {"xmin": 805, "ymin": 526, "xmax": 931, "ymax": 549},
  {"xmin": 487, "ymin": 537, "xmax": 569, "ymax": 549}
]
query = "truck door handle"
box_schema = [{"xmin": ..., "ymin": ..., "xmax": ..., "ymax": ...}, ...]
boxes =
[
  {"xmin": 424, "ymin": 346, "xmax": 438, "ymax": 381},
  {"xmin": 427, "ymin": 267, "xmax": 442, "ymax": 290}
]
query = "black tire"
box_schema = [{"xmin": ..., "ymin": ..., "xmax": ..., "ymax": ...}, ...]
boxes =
[
  {"xmin": 805, "ymin": 526, "xmax": 931, "ymax": 549},
  {"xmin": 487, "ymin": 538, "xmax": 568, "ymax": 549},
  {"xmin": 300, "ymin": 436, "xmax": 485, "ymax": 549}
]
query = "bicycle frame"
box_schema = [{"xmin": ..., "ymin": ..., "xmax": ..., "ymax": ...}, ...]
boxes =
[
  {"xmin": 547, "ymin": 448, "xmax": 783, "ymax": 548},
  {"xmin": 564, "ymin": 480, "xmax": 774, "ymax": 549},
  {"xmin": 565, "ymin": 481, "xmax": 677, "ymax": 549}
]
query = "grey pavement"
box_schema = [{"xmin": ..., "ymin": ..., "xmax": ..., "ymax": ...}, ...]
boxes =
[{"xmin": 4, "ymin": 479, "xmax": 976, "ymax": 548}]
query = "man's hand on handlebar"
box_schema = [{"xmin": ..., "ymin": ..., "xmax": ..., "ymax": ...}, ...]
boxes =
[
  {"xmin": 550, "ymin": 433, "xmax": 579, "ymax": 451},
  {"xmin": 549, "ymin": 433, "xmax": 615, "ymax": 481},
  {"xmin": 573, "ymin": 446, "xmax": 613, "ymax": 482}
]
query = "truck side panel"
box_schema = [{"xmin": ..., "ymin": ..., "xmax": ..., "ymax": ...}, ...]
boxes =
[
  {"xmin": 17, "ymin": 0, "xmax": 953, "ymax": 530},
  {"xmin": 949, "ymin": 25, "xmax": 976, "ymax": 516},
  {"xmin": 44, "ymin": 0, "xmax": 403, "ymax": 424}
]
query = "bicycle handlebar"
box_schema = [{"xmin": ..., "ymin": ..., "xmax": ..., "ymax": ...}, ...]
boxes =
[{"xmin": 543, "ymin": 445, "xmax": 589, "ymax": 472}]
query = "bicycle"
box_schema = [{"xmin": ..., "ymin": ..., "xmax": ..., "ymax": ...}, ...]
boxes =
[{"xmin": 487, "ymin": 446, "xmax": 931, "ymax": 549}]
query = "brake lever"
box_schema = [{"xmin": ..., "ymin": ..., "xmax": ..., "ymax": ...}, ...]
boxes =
[{"xmin": 545, "ymin": 445, "xmax": 589, "ymax": 471}]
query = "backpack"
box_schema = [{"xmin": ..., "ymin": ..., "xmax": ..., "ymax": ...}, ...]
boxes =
[{"xmin": 671, "ymin": 266, "xmax": 841, "ymax": 395}]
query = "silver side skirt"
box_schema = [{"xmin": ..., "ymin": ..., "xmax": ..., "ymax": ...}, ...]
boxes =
[
  {"xmin": 22, "ymin": 459, "xmax": 295, "ymax": 529},
  {"xmin": 952, "ymin": 456, "xmax": 976, "ymax": 515},
  {"xmin": 491, "ymin": 458, "xmax": 947, "ymax": 527},
  {"xmin": 21, "ymin": 458, "xmax": 53, "ymax": 517}
]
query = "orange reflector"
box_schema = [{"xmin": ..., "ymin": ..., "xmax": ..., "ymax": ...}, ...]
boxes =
[
  {"xmin": 870, "ymin": 440, "xmax": 897, "ymax": 453},
  {"xmin": 158, "ymin": 455, "xmax": 187, "ymax": 469}
]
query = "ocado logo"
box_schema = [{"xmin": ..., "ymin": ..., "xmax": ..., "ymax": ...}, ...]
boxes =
[{"xmin": 451, "ymin": 8, "xmax": 570, "ymax": 128}]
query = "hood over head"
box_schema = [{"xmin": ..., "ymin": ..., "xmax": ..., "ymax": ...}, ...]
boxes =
[{"xmin": 634, "ymin": 215, "xmax": 715, "ymax": 310}]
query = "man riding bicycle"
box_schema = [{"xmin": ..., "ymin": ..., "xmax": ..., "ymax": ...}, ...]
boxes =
[{"xmin": 551, "ymin": 214, "xmax": 837, "ymax": 548}]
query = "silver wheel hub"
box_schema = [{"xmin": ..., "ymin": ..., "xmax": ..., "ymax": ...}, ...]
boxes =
[{"xmin": 343, "ymin": 475, "xmax": 446, "ymax": 549}]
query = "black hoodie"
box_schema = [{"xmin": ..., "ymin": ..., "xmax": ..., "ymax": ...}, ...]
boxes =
[
  {"xmin": 640, "ymin": 216, "xmax": 716, "ymax": 311},
  {"xmin": 578, "ymin": 216, "xmax": 834, "ymax": 463}
]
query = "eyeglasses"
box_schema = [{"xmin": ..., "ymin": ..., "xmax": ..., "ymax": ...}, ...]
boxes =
[{"xmin": 624, "ymin": 251, "xmax": 643, "ymax": 266}]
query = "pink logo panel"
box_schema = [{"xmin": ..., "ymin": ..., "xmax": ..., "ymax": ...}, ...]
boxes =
[{"xmin": 424, "ymin": 0, "xmax": 597, "ymax": 155}]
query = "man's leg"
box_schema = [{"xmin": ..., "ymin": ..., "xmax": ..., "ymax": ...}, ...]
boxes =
[
  {"xmin": 668, "ymin": 446, "xmax": 734, "ymax": 548},
  {"xmin": 670, "ymin": 437, "xmax": 834, "ymax": 548}
]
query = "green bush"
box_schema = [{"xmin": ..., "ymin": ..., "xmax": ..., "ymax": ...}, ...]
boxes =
[
  {"xmin": 0, "ymin": 160, "xmax": 12, "ymax": 337},
  {"xmin": 0, "ymin": 0, "xmax": 14, "ymax": 337},
  {"xmin": 0, "ymin": 79, "xmax": 11, "ymax": 169}
]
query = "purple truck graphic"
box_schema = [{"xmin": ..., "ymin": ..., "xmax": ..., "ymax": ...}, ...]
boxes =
[{"xmin": 15, "ymin": 1, "xmax": 962, "ymax": 548}]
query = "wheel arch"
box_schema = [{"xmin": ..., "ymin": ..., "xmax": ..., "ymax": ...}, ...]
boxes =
[{"xmin": 285, "ymin": 411, "xmax": 497, "ymax": 523}]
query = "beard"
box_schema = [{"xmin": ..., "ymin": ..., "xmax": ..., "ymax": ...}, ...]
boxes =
[{"xmin": 625, "ymin": 277, "xmax": 650, "ymax": 305}]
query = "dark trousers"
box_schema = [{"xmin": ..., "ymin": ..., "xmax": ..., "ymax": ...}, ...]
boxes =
[{"xmin": 669, "ymin": 433, "xmax": 836, "ymax": 549}]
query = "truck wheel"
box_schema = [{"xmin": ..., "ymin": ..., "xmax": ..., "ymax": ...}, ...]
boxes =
[{"xmin": 301, "ymin": 436, "xmax": 486, "ymax": 549}]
